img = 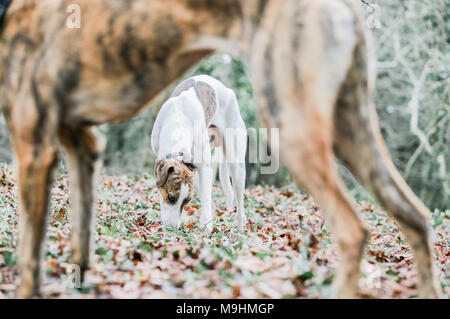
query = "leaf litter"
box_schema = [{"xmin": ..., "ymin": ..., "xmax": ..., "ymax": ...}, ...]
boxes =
[{"xmin": 0, "ymin": 164, "xmax": 448, "ymax": 299}]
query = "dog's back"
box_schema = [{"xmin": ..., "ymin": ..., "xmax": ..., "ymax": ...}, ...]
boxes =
[{"xmin": 170, "ymin": 75, "xmax": 220, "ymax": 125}]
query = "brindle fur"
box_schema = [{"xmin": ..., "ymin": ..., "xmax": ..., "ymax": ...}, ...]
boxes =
[
  {"xmin": 155, "ymin": 158, "xmax": 195, "ymax": 206},
  {"xmin": 170, "ymin": 78, "xmax": 217, "ymax": 124},
  {"xmin": 194, "ymin": 81, "xmax": 217, "ymax": 124},
  {"xmin": 0, "ymin": 0, "xmax": 441, "ymax": 298}
]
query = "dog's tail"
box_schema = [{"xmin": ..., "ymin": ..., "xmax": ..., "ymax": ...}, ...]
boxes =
[{"xmin": 334, "ymin": 0, "xmax": 440, "ymax": 297}]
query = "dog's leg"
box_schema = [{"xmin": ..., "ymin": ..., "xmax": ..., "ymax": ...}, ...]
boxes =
[
  {"xmin": 198, "ymin": 136, "xmax": 214, "ymax": 231},
  {"xmin": 209, "ymin": 126, "xmax": 233, "ymax": 209},
  {"xmin": 279, "ymin": 105, "xmax": 368, "ymax": 298},
  {"xmin": 219, "ymin": 161, "xmax": 234, "ymax": 208},
  {"xmin": 194, "ymin": 168, "xmax": 216, "ymax": 215},
  {"xmin": 198, "ymin": 163, "xmax": 213, "ymax": 232},
  {"xmin": 10, "ymin": 117, "xmax": 58, "ymax": 298},
  {"xmin": 229, "ymin": 162, "xmax": 246, "ymax": 230},
  {"xmin": 59, "ymin": 127, "xmax": 105, "ymax": 280},
  {"xmin": 224, "ymin": 91, "xmax": 247, "ymax": 230},
  {"xmin": 278, "ymin": 141, "xmax": 369, "ymax": 298},
  {"xmin": 333, "ymin": 34, "xmax": 442, "ymax": 298},
  {"xmin": 250, "ymin": 0, "xmax": 369, "ymax": 296},
  {"xmin": 336, "ymin": 109, "xmax": 441, "ymax": 299}
]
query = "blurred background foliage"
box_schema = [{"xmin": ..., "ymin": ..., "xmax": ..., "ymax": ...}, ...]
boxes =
[{"xmin": 0, "ymin": 0, "xmax": 448, "ymax": 209}]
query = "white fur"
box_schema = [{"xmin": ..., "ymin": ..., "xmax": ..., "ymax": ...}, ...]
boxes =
[
  {"xmin": 151, "ymin": 75, "xmax": 247, "ymax": 231},
  {"xmin": 160, "ymin": 183, "xmax": 189, "ymax": 229}
]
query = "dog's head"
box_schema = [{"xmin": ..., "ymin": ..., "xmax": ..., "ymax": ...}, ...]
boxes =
[{"xmin": 154, "ymin": 158, "xmax": 196, "ymax": 229}]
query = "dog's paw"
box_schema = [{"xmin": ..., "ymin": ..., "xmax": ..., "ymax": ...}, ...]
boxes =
[
  {"xmin": 201, "ymin": 221, "xmax": 213, "ymax": 233},
  {"xmin": 237, "ymin": 216, "xmax": 246, "ymax": 232},
  {"xmin": 199, "ymin": 213, "xmax": 214, "ymax": 233},
  {"xmin": 225, "ymin": 200, "xmax": 234, "ymax": 209}
]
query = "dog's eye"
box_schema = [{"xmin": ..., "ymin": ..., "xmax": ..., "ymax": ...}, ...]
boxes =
[{"xmin": 168, "ymin": 194, "xmax": 176, "ymax": 204}]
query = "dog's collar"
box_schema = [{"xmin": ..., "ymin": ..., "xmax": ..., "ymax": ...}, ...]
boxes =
[
  {"xmin": 164, "ymin": 152, "xmax": 196, "ymax": 170},
  {"xmin": 165, "ymin": 152, "xmax": 192, "ymax": 163}
]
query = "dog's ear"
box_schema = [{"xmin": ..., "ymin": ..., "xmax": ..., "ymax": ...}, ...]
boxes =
[
  {"xmin": 155, "ymin": 159, "xmax": 174, "ymax": 187},
  {"xmin": 183, "ymin": 162, "xmax": 196, "ymax": 171}
]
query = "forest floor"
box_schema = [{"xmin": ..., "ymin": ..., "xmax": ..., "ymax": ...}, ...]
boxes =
[{"xmin": 0, "ymin": 164, "xmax": 449, "ymax": 299}]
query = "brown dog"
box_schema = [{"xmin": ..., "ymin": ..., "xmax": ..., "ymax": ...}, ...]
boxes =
[{"xmin": 0, "ymin": 0, "xmax": 441, "ymax": 298}]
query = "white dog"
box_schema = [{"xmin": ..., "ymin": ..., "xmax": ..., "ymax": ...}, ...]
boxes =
[{"xmin": 151, "ymin": 75, "xmax": 247, "ymax": 231}]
